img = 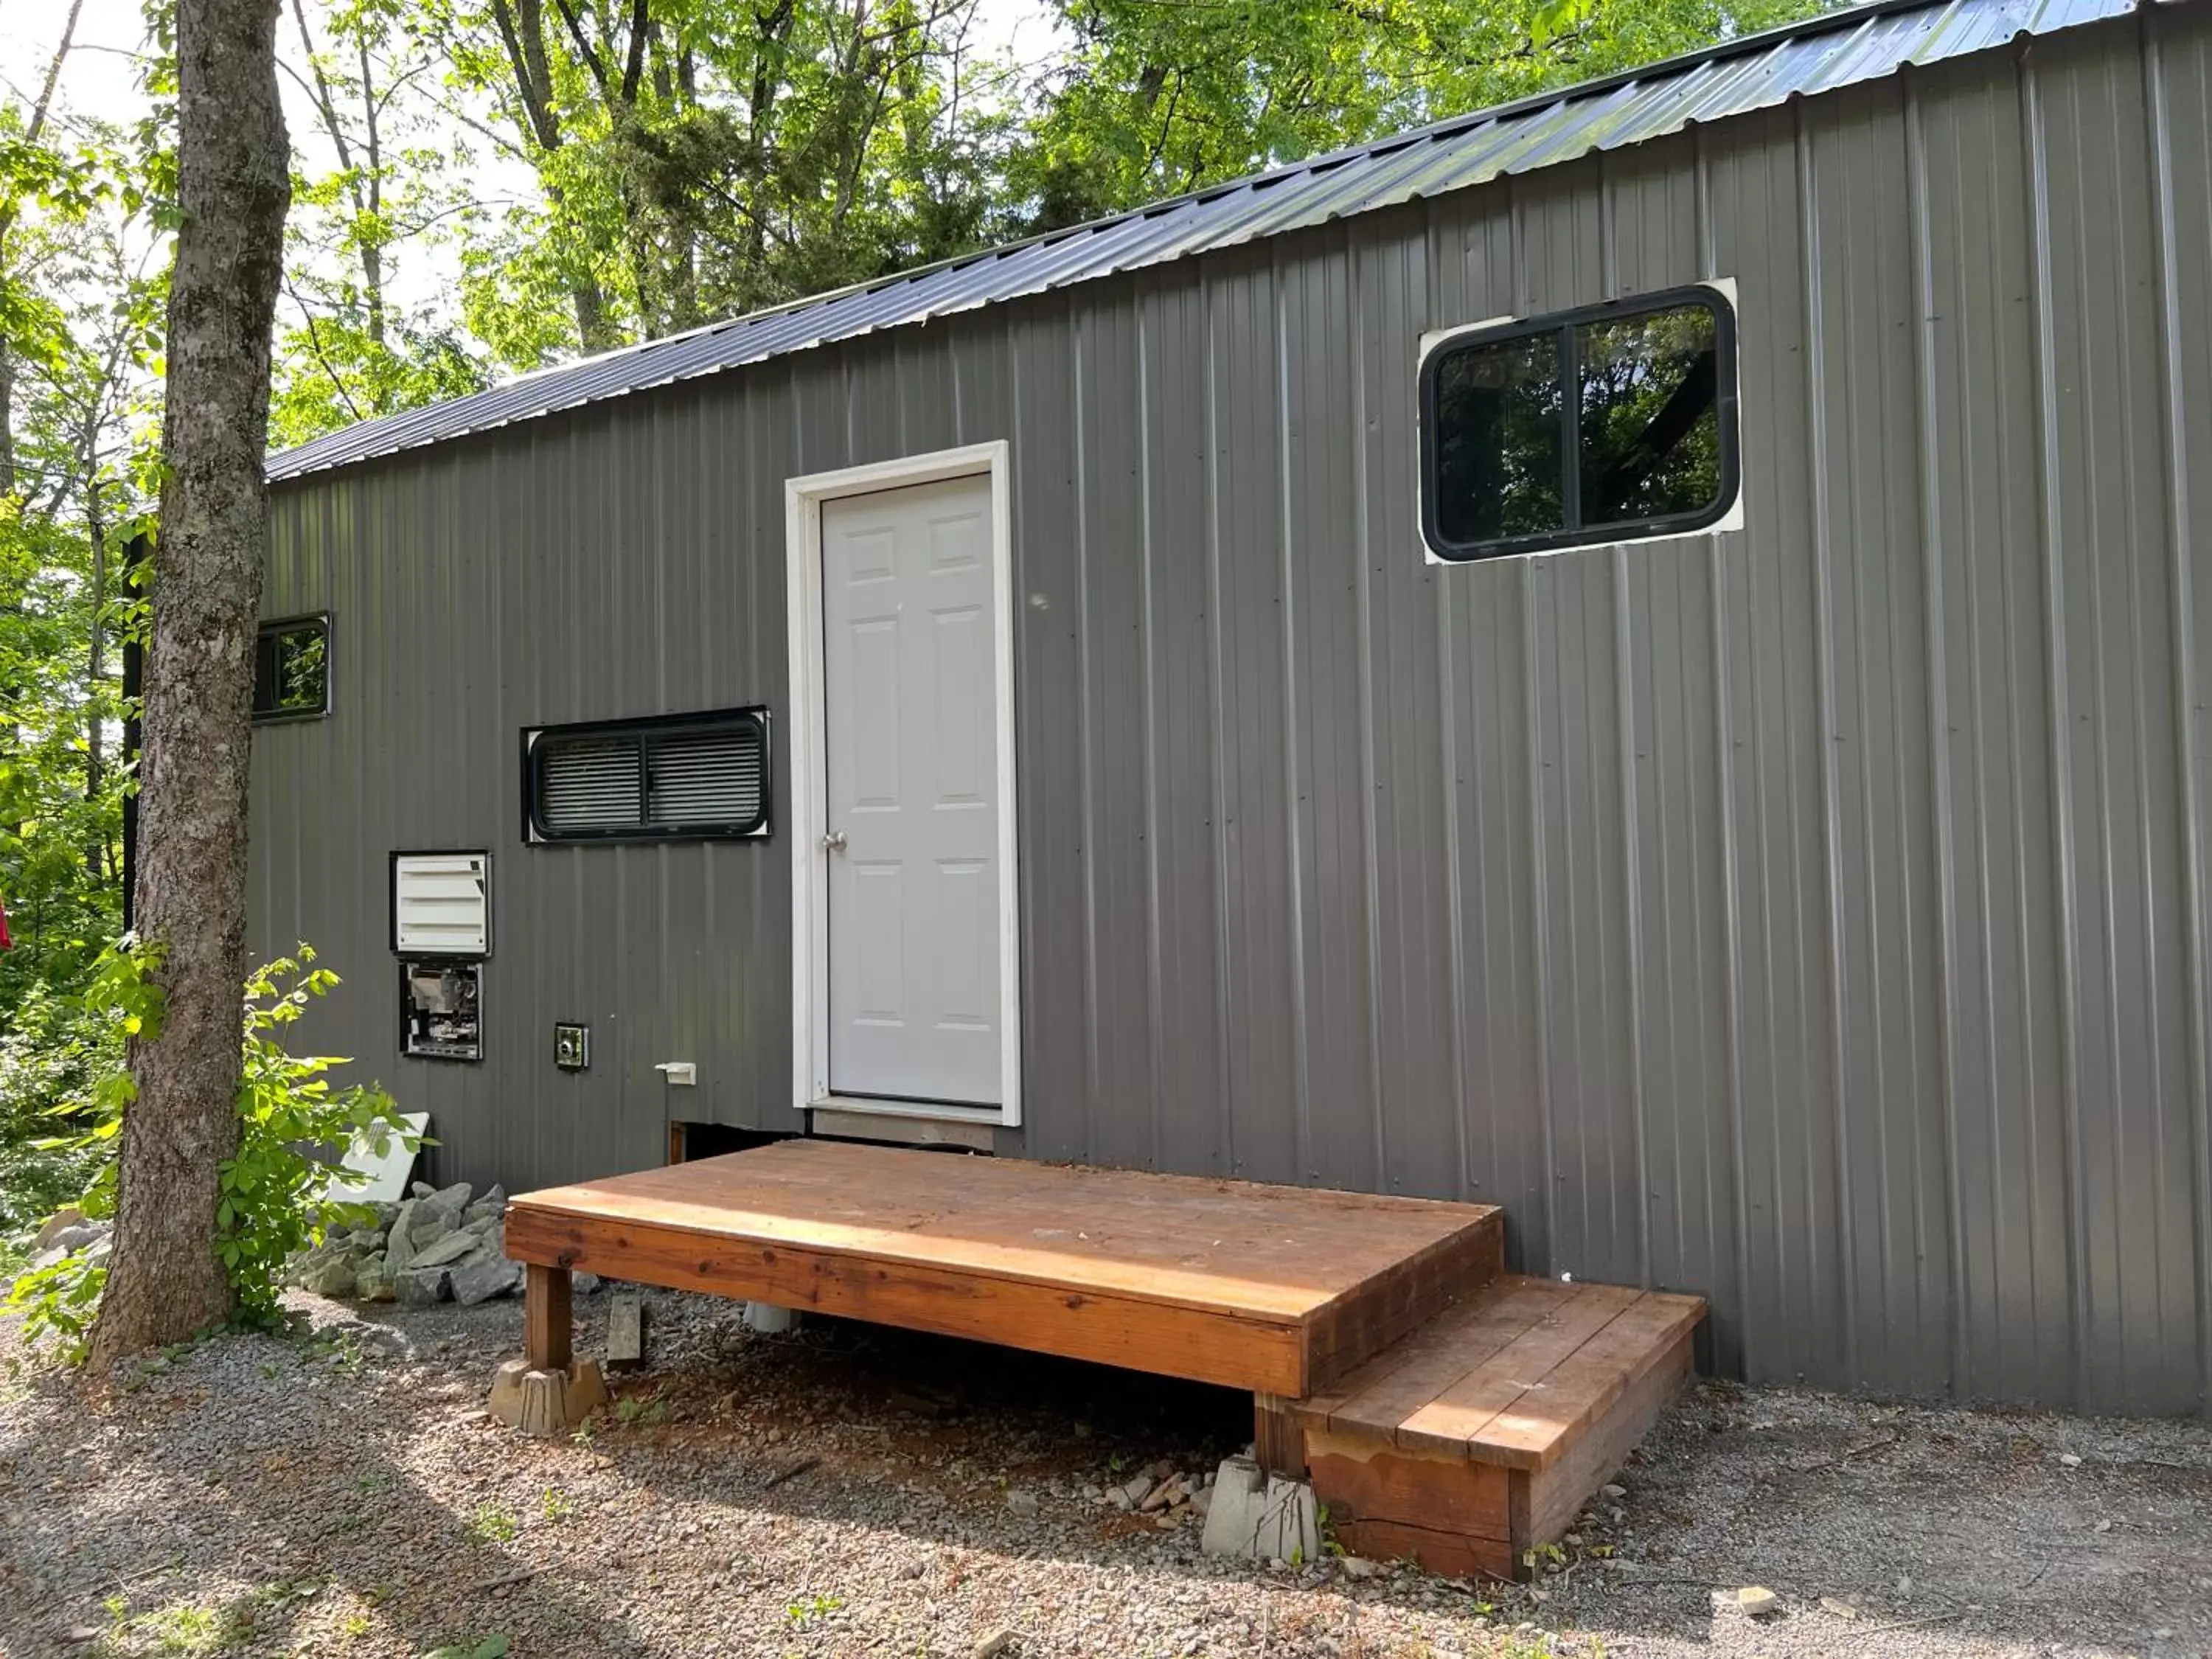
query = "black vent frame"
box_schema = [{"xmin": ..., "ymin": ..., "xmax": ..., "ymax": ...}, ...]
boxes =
[{"xmin": 521, "ymin": 706, "xmax": 773, "ymax": 844}]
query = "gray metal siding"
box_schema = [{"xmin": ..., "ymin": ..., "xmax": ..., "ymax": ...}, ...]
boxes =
[{"xmin": 254, "ymin": 9, "xmax": 2211, "ymax": 1413}]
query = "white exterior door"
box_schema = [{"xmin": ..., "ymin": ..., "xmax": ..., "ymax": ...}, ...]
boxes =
[{"xmin": 820, "ymin": 474, "xmax": 1002, "ymax": 1105}]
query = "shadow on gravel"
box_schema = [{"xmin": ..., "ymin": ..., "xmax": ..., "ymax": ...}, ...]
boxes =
[
  {"xmin": 538, "ymin": 1290, "xmax": 2212, "ymax": 1658},
  {"xmin": 9, "ymin": 1287, "xmax": 2210, "ymax": 1659},
  {"xmin": 0, "ymin": 1324, "xmax": 647, "ymax": 1659}
]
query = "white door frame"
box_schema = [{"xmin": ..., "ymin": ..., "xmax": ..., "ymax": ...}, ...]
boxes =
[{"xmin": 785, "ymin": 440, "xmax": 1020, "ymax": 1127}]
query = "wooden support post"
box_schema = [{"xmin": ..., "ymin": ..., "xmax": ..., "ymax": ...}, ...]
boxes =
[
  {"xmin": 1253, "ymin": 1391, "xmax": 1307, "ymax": 1478},
  {"xmin": 526, "ymin": 1262, "xmax": 572, "ymax": 1374}
]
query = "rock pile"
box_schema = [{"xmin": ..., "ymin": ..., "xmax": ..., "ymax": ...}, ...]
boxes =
[
  {"xmin": 26, "ymin": 1208, "xmax": 111, "ymax": 1270},
  {"xmin": 285, "ymin": 1180, "xmax": 556, "ymax": 1308}
]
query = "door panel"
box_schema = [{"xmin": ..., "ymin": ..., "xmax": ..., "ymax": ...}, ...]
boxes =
[{"xmin": 821, "ymin": 473, "xmax": 1001, "ymax": 1103}]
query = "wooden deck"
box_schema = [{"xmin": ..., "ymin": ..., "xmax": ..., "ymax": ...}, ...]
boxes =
[
  {"xmin": 504, "ymin": 1140, "xmax": 1503, "ymax": 1396},
  {"xmin": 502, "ymin": 1140, "xmax": 1703, "ymax": 1578}
]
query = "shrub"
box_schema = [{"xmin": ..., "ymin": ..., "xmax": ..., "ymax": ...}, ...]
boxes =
[{"xmin": 4, "ymin": 942, "xmax": 418, "ymax": 1356}]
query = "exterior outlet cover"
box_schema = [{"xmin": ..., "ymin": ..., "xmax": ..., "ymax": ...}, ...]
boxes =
[
  {"xmin": 655, "ymin": 1061, "xmax": 698, "ymax": 1086},
  {"xmin": 554, "ymin": 1023, "xmax": 589, "ymax": 1071}
]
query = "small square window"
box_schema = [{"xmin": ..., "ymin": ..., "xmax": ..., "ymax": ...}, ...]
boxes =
[
  {"xmin": 1421, "ymin": 288, "xmax": 1739, "ymax": 562},
  {"xmin": 252, "ymin": 615, "xmax": 330, "ymax": 720},
  {"xmin": 522, "ymin": 708, "xmax": 772, "ymax": 844}
]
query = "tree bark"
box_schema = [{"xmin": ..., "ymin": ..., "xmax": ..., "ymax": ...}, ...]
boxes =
[{"xmin": 90, "ymin": 0, "xmax": 291, "ymax": 1371}]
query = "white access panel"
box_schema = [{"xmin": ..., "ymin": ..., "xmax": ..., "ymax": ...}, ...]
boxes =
[
  {"xmin": 391, "ymin": 852, "xmax": 491, "ymax": 957},
  {"xmin": 820, "ymin": 475, "xmax": 1001, "ymax": 1105}
]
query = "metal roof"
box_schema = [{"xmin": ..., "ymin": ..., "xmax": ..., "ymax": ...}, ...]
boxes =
[{"xmin": 266, "ymin": 0, "xmax": 2143, "ymax": 481}]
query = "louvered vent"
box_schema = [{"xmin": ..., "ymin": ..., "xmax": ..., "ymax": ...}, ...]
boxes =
[
  {"xmin": 538, "ymin": 737, "xmax": 643, "ymax": 833},
  {"xmin": 526, "ymin": 708, "xmax": 771, "ymax": 841},
  {"xmin": 648, "ymin": 725, "xmax": 762, "ymax": 826}
]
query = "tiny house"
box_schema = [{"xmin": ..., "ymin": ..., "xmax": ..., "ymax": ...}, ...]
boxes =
[{"xmin": 254, "ymin": 0, "xmax": 2212, "ymax": 1418}]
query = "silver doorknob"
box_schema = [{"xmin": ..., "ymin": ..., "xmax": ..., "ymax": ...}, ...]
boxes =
[{"xmin": 820, "ymin": 830, "xmax": 847, "ymax": 852}]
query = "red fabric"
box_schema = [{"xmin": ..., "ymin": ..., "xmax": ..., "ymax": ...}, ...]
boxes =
[{"xmin": 0, "ymin": 895, "xmax": 11, "ymax": 950}]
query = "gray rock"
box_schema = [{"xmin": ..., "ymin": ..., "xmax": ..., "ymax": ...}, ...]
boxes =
[
  {"xmin": 1005, "ymin": 1488, "xmax": 1040, "ymax": 1517},
  {"xmin": 301, "ymin": 1253, "xmax": 358, "ymax": 1298},
  {"xmin": 448, "ymin": 1252, "xmax": 524, "ymax": 1306},
  {"xmin": 409, "ymin": 1230, "xmax": 479, "ymax": 1270},
  {"xmin": 33, "ymin": 1208, "xmax": 86, "ymax": 1249},
  {"xmin": 384, "ymin": 1200, "xmax": 419, "ymax": 1273},
  {"xmin": 464, "ymin": 1212, "xmax": 499, "ymax": 1237},
  {"xmin": 1725, "ymin": 1587, "xmax": 1780, "ymax": 1619},
  {"xmin": 409, "ymin": 1216, "xmax": 453, "ymax": 1250},
  {"xmin": 462, "ymin": 1183, "xmax": 507, "ymax": 1225},
  {"xmin": 415, "ymin": 1180, "xmax": 473, "ymax": 1232},
  {"xmin": 1110, "ymin": 1472, "xmax": 1155, "ymax": 1512},
  {"xmin": 42, "ymin": 1225, "xmax": 100, "ymax": 1254},
  {"xmin": 354, "ymin": 1253, "xmax": 395, "ymax": 1302},
  {"xmin": 395, "ymin": 1265, "xmax": 451, "ymax": 1307},
  {"xmin": 285, "ymin": 1239, "xmax": 343, "ymax": 1287},
  {"xmin": 573, "ymin": 1272, "xmax": 602, "ymax": 1295}
]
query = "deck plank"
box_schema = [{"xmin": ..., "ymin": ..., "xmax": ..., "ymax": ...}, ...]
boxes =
[
  {"xmin": 510, "ymin": 1142, "xmax": 1497, "ymax": 1320},
  {"xmin": 1298, "ymin": 1275, "xmax": 1562, "ymax": 1433},
  {"xmin": 1470, "ymin": 1290, "xmax": 1707, "ymax": 1470},
  {"xmin": 1394, "ymin": 1284, "xmax": 1643, "ymax": 1463}
]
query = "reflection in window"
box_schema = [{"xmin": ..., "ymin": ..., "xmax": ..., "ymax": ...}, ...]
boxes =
[
  {"xmin": 252, "ymin": 616, "xmax": 329, "ymax": 720},
  {"xmin": 1432, "ymin": 332, "xmax": 1565, "ymax": 547},
  {"xmin": 1421, "ymin": 291, "xmax": 1736, "ymax": 561},
  {"xmin": 1576, "ymin": 309, "xmax": 1721, "ymax": 526}
]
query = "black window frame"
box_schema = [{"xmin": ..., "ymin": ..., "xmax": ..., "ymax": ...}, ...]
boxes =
[
  {"xmin": 251, "ymin": 612, "xmax": 332, "ymax": 723},
  {"xmin": 1419, "ymin": 285, "xmax": 1740, "ymax": 563},
  {"xmin": 521, "ymin": 706, "xmax": 773, "ymax": 844}
]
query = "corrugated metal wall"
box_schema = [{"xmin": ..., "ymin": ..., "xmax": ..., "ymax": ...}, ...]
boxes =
[{"xmin": 256, "ymin": 8, "xmax": 2211, "ymax": 1414}]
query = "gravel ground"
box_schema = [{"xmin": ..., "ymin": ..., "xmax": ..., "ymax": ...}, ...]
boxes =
[{"xmin": 2, "ymin": 1287, "xmax": 2208, "ymax": 1659}]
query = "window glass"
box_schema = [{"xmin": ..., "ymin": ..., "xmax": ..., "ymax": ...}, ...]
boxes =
[
  {"xmin": 1430, "ymin": 331, "xmax": 1565, "ymax": 547},
  {"xmin": 1421, "ymin": 289, "xmax": 1736, "ymax": 560},
  {"xmin": 252, "ymin": 618, "xmax": 328, "ymax": 720},
  {"xmin": 1576, "ymin": 307, "xmax": 1722, "ymax": 528}
]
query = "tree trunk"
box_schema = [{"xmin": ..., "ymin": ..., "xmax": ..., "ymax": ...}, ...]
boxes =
[{"xmin": 90, "ymin": 0, "xmax": 291, "ymax": 1371}]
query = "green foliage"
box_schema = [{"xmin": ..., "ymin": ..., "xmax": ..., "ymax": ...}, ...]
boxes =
[
  {"xmin": 421, "ymin": 1638, "xmax": 507, "ymax": 1659},
  {"xmin": 219, "ymin": 947, "xmax": 417, "ymax": 1326},
  {"xmin": 3, "ymin": 945, "xmax": 417, "ymax": 1357},
  {"xmin": 1012, "ymin": 0, "xmax": 1834, "ymax": 227},
  {"xmin": 784, "ymin": 1593, "xmax": 844, "ymax": 1628},
  {"xmin": 467, "ymin": 1502, "xmax": 518, "ymax": 1544},
  {"xmin": 269, "ymin": 0, "xmax": 493, "ymax": 445}
]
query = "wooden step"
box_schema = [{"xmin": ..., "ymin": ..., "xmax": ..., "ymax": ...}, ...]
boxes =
[
  {"xmin": 506, "ymin": 1141, "xmax": 1504, "ymax": 1396},
  {"xmin": 1285, "ymin": 1275, "xmax": 1705, "ymax": 1579}
]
